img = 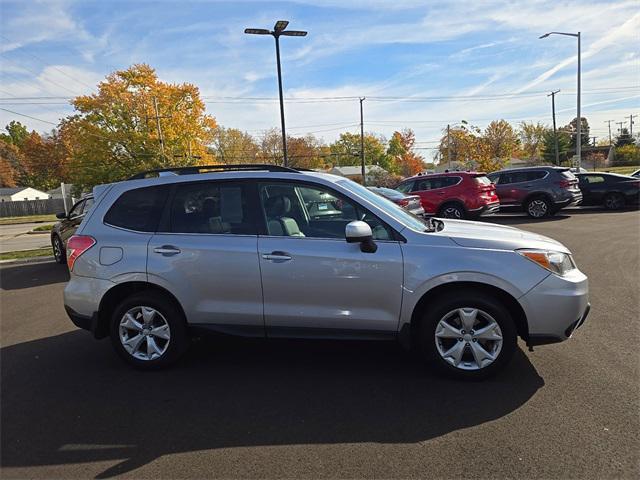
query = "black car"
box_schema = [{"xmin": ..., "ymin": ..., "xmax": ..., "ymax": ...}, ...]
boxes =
[
  {"xmin": 51, "ymin": 195, "xmax": 94, "ymax": 263},
  {"xmin": 576, "ymin": 173, "xmax": 640, "ymax": 210}
]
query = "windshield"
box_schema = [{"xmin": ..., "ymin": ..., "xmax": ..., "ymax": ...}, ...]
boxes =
[{"xmin": 338, "ymin": 179, "xmax": 430, "ymax": 232}]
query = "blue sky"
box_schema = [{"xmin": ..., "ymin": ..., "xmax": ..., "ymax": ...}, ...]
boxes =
[{"xmin": 0, "ymin": 0, "xmax": 638, "ymax": 159}]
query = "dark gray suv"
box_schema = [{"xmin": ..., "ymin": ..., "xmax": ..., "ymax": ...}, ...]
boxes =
[{"xmin": 487, "ymin": 167, "xmax": 582, "ymax": 218}]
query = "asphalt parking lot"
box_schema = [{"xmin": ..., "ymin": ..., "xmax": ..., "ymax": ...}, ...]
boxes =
[{"xmin": 1, "ymin": 209, "xmax": 638, "ymax": 479}]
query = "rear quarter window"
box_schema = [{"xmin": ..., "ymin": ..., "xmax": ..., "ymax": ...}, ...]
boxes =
[{"xmin": 104, "ymin": 185, "xmax": 169, "ymax": 232}]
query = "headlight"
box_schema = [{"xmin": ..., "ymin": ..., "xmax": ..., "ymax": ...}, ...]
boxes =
[{"xmin": 517, "ymin": 249, "xmax": 576, "ymax": 276}]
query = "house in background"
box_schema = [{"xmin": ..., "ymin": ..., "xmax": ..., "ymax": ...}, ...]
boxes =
[
  {"xmin": 329, "ymin": 165, "xmax": 387, "ymax": 182},
  {"xmin": 0, "ymin": 187, "xmax": 50, "ymax": 202},
  {"xmin": 46, "ymin": 184, "xmax": 75, "ymax": 200}
]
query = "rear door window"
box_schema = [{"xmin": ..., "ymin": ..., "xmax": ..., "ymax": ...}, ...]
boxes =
[
  {"xmin": 168, "ymin": 181, "xmax": 257, "ymax": 235},
  {"xmin": 525, "ymin": 171, "xmax": 547, "ymax": 181},
  {"xmin": 104, "ymin": 185, "xmax": 170, "ymax": 232}
]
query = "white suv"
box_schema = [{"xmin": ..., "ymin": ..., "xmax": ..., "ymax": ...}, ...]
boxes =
[{"xmin": 63, "ymin": 165, "xmax": 590, "ymax": 379}]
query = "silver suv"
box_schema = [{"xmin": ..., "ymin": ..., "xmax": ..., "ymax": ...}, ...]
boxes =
[{"xmin": 64, "ymin": 165, "xmax": 590, "ymax": 379}]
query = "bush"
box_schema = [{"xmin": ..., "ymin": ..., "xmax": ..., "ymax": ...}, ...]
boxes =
[{"xmin": 613, "ymin": 145, "xmax": 640, "ymax": 165}]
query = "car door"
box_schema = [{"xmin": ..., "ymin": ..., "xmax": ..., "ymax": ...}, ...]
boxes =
[
  {"xmin": 147, "ymin": 179, "xmax": 265, "ymax": 333},
  {"xmin": 580, "ymin": 175, "xmax": 607, "ymax": 205},
  {"xmin": 257, "ymin": 181, "xmax": 404, "ymax": 336},
  {"xmin": 59, "ymin": 199, "xmax": 85, "ymax": 245},
  {"xmin": 411, "ymin": 178, "xmax": 438, "ymax": 214},
  {"xmin": 495, "ymin": 172, "xmax": 526, "ymax": 206}
]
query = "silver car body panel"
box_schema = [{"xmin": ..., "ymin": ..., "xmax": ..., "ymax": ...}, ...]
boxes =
[{"xmin": 64, "ymin": 170, "xmax": 589, "ymax": 345}]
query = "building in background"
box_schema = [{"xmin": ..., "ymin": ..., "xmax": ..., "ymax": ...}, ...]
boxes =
[{"xmin": 0, "ymin": 187, "xmax": 50, "ymax": 202}]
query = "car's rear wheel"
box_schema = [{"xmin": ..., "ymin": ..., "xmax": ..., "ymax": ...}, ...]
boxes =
[
  {"xmin": 52, "ymin": 235, "xmax": 66, "ymax": 264},
  {"xmin": 110, "ymin": 291, "xmax": 189, "ymax": 369},
  {"xmin": 438, "ymin": 203, "xmax": 466, "ymax": 219},
  {"xmin": 417, "ymin": 292, "xmax": 517, "ymax": 380},
  {"xmin": 603, "ymin": 192, "xmax": 625, "ymax": 210},
  {"xmin": 525, "ymin": 197, "xmax": 551, "ymax": 218}
]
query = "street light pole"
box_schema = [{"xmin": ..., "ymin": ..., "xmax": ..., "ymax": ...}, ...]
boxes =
[
  {"xmin": 539, "ymin": 31, "xmax": 581, "ymax": 168},
  {"xmin": 245, "ymin": 21, "xmax": 307, "ymax": 168},
  {"xmin": 359, "ymin": 97, "xmax": 365, "ymax": 185}
]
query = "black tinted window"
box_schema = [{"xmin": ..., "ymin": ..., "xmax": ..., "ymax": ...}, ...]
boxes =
[
  {"xmin": 499, "ymin": 171, "xmax": 543, "ymax": 184},
  {"xmin": 168, "ymin": 181, "xmax": 256, "ymax": 234},
  {"xmin": 526, "ymin": 171, "xmax": 547, "ymax": 181},
  {"xmin": 104, "ymin": 185, "xmax": 169, "ymax": 232}
]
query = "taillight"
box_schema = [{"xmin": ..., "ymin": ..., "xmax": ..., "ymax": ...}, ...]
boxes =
[
  {"xmin": 398, "ymin": 198, "xmax": 409, "ymax": 206},
  {"xmin": 67, "ymin": 235, "xmax": 96, "ymax": 271},
  {"xmin": 556, "ymin": 180, "xmax": 574, "ymax": 189}
]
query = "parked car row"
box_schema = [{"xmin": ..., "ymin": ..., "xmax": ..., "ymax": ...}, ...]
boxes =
[{"xmin": 367, "ymin": 167, "xmax": 639, "ymax": 220}]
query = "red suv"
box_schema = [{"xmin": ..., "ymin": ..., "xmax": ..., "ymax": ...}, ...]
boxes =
[{"xmin": 396, "ymin": 172, "xmax": 499, "ymax": 219}]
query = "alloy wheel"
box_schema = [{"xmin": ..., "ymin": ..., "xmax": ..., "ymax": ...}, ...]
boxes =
[
  {"xmin": 604, "ymin": 194, "xmax": 623, "ymax": 210},
  {"xmin": 53, "ymin": 237, "xmax": 63, "ymax": 262},
  {"xmin": 442, "ymin": 206, "xmax": 462, "ymax": 219},
  {"xmin": 434, "ymin": 307, "xmax": 503, "ymax": 371},
  {"xmin": 119, "ymin": 306, "xmax": 171, "ymax": 361},
  {"xmin": 527, "ymin": 199, "xmax": 548, "ymax": 218}
]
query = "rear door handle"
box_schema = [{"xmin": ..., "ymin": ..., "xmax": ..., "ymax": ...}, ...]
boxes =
[
  {"xmin": 153, "ymin": 245, "xmax": 181, "ymax": 256},
  {"xmin": 262, "ymin": 251, "xmax": 292, "ymax": 262}
]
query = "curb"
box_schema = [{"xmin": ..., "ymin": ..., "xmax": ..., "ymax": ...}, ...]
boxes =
[
  {"xmin": 0, "ymin": 256, "xmax": 56, "ymax": 266},
  {"xmin": 27, "ymin": 230, "xmax": 52, "ymax": 235}
]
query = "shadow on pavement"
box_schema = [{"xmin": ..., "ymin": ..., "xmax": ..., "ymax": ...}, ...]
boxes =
[
  {"xmin": 1, "ymin": 332, "xmax": 544, "ymax": 478},
  {"xmin": 0, "ymin": 262, "xmax": 69, "ymax": 290}
]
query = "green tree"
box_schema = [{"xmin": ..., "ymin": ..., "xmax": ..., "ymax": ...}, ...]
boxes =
[
  {"xmin": 563, "ymin": 117, "xmax": 590, "ymax": 151},
  {"xmin": 615, "ymin": 128, "xmax": 634, "ymax": 148},
  {"xmin": 542, "ymin": 129, "xmax": 571, "ymax": 165},
  {"xmin": 0, "ymin": 121, "xmax": 29, "ymax": 147},
  {"xmin": 329, "ymin": 132, "xmax": 391, "ymax": 171},
  {"xmin": 614, "ymin": 144, "xmax": 639, "ymax": 165}
]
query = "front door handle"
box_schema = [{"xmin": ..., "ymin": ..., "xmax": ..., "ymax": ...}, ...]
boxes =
[
  {"xmin": 262, "ymin": 251, "xmax": 292, "ymax": 262},
  {"xmin": 154, "ymin": 245, "xmax": 181, "ymax": 256}
]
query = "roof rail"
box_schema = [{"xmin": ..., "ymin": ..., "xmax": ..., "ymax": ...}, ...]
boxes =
[{"xmin": 127, "ymin": 164, "xmax": 299, "ymax": 180}]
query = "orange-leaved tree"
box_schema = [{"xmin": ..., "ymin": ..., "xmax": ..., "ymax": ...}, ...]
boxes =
[{"xmin": 64, "ymin": 64, "xmax": 217, "ymax": 190}]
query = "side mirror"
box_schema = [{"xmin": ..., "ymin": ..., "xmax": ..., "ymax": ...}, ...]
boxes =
[
  {"xmin": 345, "ymin": 220, "xmax": 377, "ymax": 253},
  {"xmin": 56, "ymin": 212, "xmax": 67, "ymax": 219}
]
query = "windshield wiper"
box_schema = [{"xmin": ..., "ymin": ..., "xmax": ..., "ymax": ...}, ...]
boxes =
[{"xmin": 423, "ymin": 217, "xmax": 443, "ymax": 232}]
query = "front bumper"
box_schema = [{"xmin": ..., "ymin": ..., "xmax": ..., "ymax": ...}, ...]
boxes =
[{"xmin": 519, "ymin": 268, "xmax": 589, "ymax": 346}]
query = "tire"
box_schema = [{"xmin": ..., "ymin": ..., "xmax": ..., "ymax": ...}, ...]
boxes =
[
  {"xmin": 438, "ymin": 202, "xmax": 466, "ymax": 219},
  {"xmin": 110, "ymin": 291, "xmax": 190, "ymax": 369},
  {"xmin": 52, "ymin": 235, "xmax": 66, "ymax": 264},
  {"xmin": 417, "ymin": 291, "xmax": 517, "ymax": 380},
  {"xmin": 603, "ymin": 192, "xmax": 625, "ymax": 210},
  {"xmin": 525, "ymin": 196, "xmax": 551, "ymax": 218}
]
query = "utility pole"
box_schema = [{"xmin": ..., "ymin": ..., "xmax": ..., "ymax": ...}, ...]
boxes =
[
  {"xmin": 548, "ymin": 90, "xmax": 560, "ymax": 165},
  {"xmin": 447, "ymin": 124, "xmax": 451, "ymax": 169},
  {"xmin": 605, "ymin": 120, "xmax": 613, "ymax": 145},
  {"xmin": 616, "ymin": 121, "xmax": 626, "ymax": 134},
  {"xmin": 151, "ymin": 96, "xmax": 169, "ymax": 165},
  {"xmin": 626, "ymin": 114, "xmax": 637, "ymax": 136},
  {"xmin": 359, "ymin": 97, "xmax": 366, "ymax": 185}
]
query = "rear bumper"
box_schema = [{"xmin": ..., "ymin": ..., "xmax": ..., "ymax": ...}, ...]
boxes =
[
  {"xmin": 520, "ymin": 269, "xmax": 589, "ymax": 346},
  {"xmin": 469, "ymin": 201, "xmax": 500, "ymax": 216},
  {"xmin": 65, "ymin": 305, "xmax": 99, "ymax": 334},
  {"xmin": 555, "ymin": 191, "xmax": 582, "ymax": 207}
]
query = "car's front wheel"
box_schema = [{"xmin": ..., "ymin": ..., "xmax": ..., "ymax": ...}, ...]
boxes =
[
  {"xmin": 110, "ymin": 291, "xmax": 190, "ymax": 369},
  {"xmin": 418, "ymin": 292, "xmax": 517, "ymax": 380},
  {"xmin": 52, "ymin": 235, "xmax": 66, "ymax": 264}
]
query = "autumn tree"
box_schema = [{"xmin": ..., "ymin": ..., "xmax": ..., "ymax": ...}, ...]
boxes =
[
  {"xmin": 257, "ymin": 128, "xmax": 284, "ymax": 164},
  {"xmin": 287, "ymin": 134, "xmax": 327, "ymax": 169},
  {"xmin": 484, "ymin": 120, "xmax": 519, "ymax": 160},
  {"xmin": 17, "ymin": 130, "xmax": 70, "ymax": 191},
  {"xmin": 387, "ymin": 129, "xmax": 425, "ymax": 176},
  {"xmin": 437, "ymin": 122, "xmax": 504, "ymax": 172},
  {"xmin": 437, "ymin": 126, "xmax": 472, "ymax": 167},
  {"xmin": 211, "ymin": 127, "xmax": 259, "ymax": 163},
  {"xmin": 518, "ymin": 122, "xmax": 547, "ymax": 163},
  {"xmin": 0, "ymin": 140, "xmax": 20, "ymax": 187},
  {"xmin": 64, "ymin": 64, "xmax": 217, "ymax": 189}
]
